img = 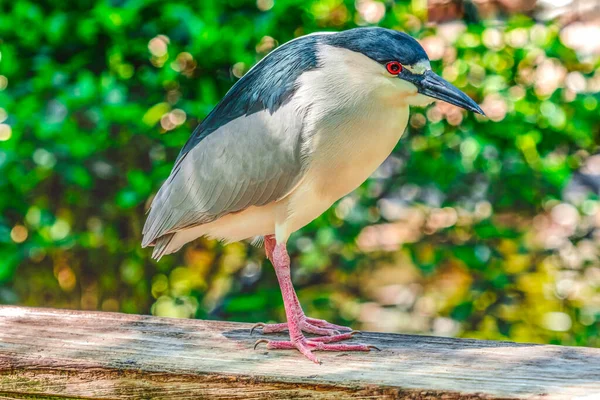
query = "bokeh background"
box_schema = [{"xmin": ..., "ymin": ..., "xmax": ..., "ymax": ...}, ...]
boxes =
[{"xmin": 1, "ymin": 0, "xmax": 599, "ymax": 347}]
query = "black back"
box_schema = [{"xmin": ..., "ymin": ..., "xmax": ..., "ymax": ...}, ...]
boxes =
[{"xmin": 176, "ymin": 35, "xmax": 319, "ymax": 160}]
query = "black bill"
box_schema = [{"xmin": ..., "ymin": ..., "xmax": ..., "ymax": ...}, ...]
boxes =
[{"xmin": 416, "ymin": 70, "xmax": 485, "ymax": 115}]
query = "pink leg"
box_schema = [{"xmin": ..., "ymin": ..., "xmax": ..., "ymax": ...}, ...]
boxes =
[
  {"xmin": 255, "ymin": 242, "xmax": 377, "ymax": 364},
  {"xmin": 264, "ymin": 234, "xmax": 277, "ymax": 263},
  {"xmin": 254, "ymin": 235, "xmax": 352, "ymax": 336}
]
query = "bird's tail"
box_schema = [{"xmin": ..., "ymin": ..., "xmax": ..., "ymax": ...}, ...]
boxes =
[{"xmin": 150, "ymin": 233, "xmax": 177, "ymax": 260}]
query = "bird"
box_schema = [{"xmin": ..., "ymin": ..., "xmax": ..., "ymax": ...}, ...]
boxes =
[{"xmin": 142, "ymin": 27, "xmax": 484, "ymax": 363}]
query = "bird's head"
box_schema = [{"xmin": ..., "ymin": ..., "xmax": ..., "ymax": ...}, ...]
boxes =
[{"xmin": 323, "ymin": 28, "xmax": 485, "ymax": 115}]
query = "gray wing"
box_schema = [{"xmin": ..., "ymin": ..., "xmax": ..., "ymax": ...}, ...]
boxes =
[{"xmin": 141, "ymin": 105, "xmax": 309, "ymax": 250}]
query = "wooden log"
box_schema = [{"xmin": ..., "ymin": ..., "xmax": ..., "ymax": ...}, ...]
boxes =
[{"xmin": 0, "ymin": 306, "xmax": 598, "ymax": 399}]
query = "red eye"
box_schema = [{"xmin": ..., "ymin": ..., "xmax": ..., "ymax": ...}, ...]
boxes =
[{"xmin": 386, "ymin": 61, "xmax": 402, "ymax": 75}]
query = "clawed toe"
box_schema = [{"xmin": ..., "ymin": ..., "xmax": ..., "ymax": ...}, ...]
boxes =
[
  {"xmin": 309, "ymin": 331, "xmax": 360, "ymax": 343},
  {"xmin": 253, "ymin": 338, "xmax": 269, "ymax": 350},
  {"xmin": 305, "ymin": 317, "xmax": 352, "ymax": 332},
  {"xmin": 250, "ymin": 321, "xmax": 289, "ymax": 335},
  {"xmin": 253, "ymin": 335, "xmax": 377, "ymax": 364},
  {"xmin": 250, "ymin": 323, "xmax": 264, "ymax": 336},
  {"xmin": 250, "ymin": 318, "xmax": 355, "ymax": 337}
]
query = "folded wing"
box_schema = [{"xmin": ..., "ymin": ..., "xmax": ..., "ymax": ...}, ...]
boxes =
[{"xmin": 142, "ymin": 105, "xmax": 309, "ymax": 257}]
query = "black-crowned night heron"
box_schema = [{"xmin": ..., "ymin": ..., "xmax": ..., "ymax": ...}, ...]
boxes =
[{"xmin": 142, "ymin": 27, "xmax": 484, "ymax": 363}]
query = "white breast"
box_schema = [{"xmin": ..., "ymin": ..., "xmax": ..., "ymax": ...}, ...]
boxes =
[
  {"xmin": 279, "ymin": 44, "xmax": 412, "ymax": 240},
  {"xmin": 307, "ymin": 103, "xmax": 409, "ymax": 201}
]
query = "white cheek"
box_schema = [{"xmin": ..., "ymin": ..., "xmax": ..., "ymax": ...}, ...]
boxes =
[
  {"xmin": 390, "ymin": 79, "xmax": 435, "ymax": 107},
  {"xmin": 383, "ymin": 79, "xmax": 434, "ymax": 108},
  {"xmin": 392, "ymin": 78, "xmax": 419, "ymax": 94},
  {"xmin": 406, "ymin": 93, "xmax": 436, "ymax": 107}
]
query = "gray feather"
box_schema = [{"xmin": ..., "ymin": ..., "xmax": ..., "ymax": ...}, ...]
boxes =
[
  {"xmin": 142, "ymin": 104, "xmax": 308, "ymax": 249},
  {"xmin": 152, "ymin": 233, "xmax": 176, "ymax": 260}
]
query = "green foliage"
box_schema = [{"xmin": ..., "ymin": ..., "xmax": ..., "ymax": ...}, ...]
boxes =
[{"xmin": 0, "ymin": 0, "xmax": 598, "ymax": 346}]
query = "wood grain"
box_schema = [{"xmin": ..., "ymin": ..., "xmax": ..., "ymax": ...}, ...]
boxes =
[{"xmin": 0, "ymin": 306, "xmax": 598, "ymax": 399}]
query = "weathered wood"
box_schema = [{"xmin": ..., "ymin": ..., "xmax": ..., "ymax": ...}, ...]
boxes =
[{"xmin": 0, "ymin": 306, "xmax": 598, "ymax": 399}]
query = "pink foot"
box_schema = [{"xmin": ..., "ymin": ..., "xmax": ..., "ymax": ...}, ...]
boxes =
[
  {"xmin": 261, "ymin": 238, "xmax": 377, "ymax": 363},
  {"xmin": 259, "ymin": 235, "xmax": 353, "ymax": 337},
  {"xmin": 254, "ymin": 332, "xmax": 379, "ymax": 364},
  {"xmin": 251, "ymin": 317, "xmax": 352, "ymax": 336}
]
